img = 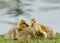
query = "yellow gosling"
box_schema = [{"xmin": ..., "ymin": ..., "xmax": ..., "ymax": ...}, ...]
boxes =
[
  {"xmin": 30, "ymin": 18, "xmax": 47, "ymax": 39},
  {"xmin": 5, "ymin": 19, "xmax": 29, "ymax": 40}
]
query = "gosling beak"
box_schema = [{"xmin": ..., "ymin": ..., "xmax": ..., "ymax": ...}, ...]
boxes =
[
  {"xmin": 31, "ymin": 24, "xmax": 34, "ymax": 27},
  {"xmin": 26, "ymin": 24, "xmax": 29, "ymax": 27}
]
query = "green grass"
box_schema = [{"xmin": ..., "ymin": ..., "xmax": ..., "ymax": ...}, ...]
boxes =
[{"xmin": 0, "ymin": 34, "xmax": 60, "ymax": 43}]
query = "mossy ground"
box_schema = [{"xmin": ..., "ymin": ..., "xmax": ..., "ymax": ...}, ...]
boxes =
[{"xmin": 0, "ymin": 33, "xmax": 60, "ymax": 43}]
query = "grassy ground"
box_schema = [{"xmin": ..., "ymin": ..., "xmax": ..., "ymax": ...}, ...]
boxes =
[{"xmin": 0, "ymin": 33, "xmax": 60, "ymax": 43}]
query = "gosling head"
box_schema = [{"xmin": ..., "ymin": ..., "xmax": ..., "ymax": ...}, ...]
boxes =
[
  {"xmin": 30, "ymin": 18, "xmax": 36, "ymax": 27},
  {"xmin": 17, "ymin": 19, "xmax": 29, "ymax": 30}
]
